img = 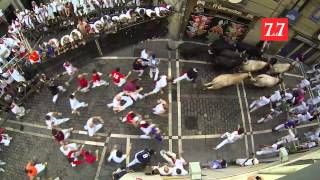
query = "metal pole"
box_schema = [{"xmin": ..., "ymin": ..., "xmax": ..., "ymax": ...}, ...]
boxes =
[
  {"xmin": 19, "ymin": 31, "xmax": 32, "ymax": 52},
  {"xmin": 95, "ymin": 39, "xmax": 103, "ymax": 56}
]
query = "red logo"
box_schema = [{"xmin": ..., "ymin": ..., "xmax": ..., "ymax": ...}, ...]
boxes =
[{"xmin": 261, "ymin": 18, "xmax": 288, "ymax": 41}]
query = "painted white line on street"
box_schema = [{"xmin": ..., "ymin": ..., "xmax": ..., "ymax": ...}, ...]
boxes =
[
  {"xmin": 283, "ymin": 73, "xmax": 304, "ymax": 78},
  {"xmin": 176, "ymin": 51, "xmax": 183, "ymax": 157},
  {"xmin": 241, "ymin": 82, "xmax": 255, "ymax": 153},
  {"xmin": 236, "ymin": 84, "xmax": 249, "ymax": 157},
  {"xmin": 94, "ymin": 135, "xmax": 111, "ymax": 180},
  {"xmin": 179, "ymin": 59, "xmax": 212, "ymax": 65},
  {"xmin": 95, "ymin": 56, "xmax": 212, "ymax": 65},
  {"xmin": 181, "ymin": 134, "xmax": 221, "ymax": 139},
  {"xmin": 5, "ymin": 127, "xmax": 105, "ymax": 146},
  {"xmin": 146, "ymin": 38, "xmax": 209, "ymax": 46},
  {"xmin": 168, "ymin": 51, "xmax": 173, "ymax": 152},
  {"xmin": 252, "ymin": 129, "xmax": 272, "ymax": 135},
  {"xmin": 126, "ymin": 138, "xmax": 131, "ymax": 166}
]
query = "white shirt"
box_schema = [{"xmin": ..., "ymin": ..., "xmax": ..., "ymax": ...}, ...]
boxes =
[
  {"xmin": 270, "ymin": 90, "xmax": 281, "ymax": 102},
  {"xmin": 69, "ymin": 98, "xmax": 81, "ymax": 110},
  {"xmin": 284, "ymin": 93, "xmax": 293, "ymax": 101},
  {"xmin": 59, "ymin": 143, "xmax": 78, "ymax": 156},
  {"xmin": 140, "ymin": 49, "xmax": 149, "ymax": 60},
  {"xmin": 11, "ymin": 104, "xmax": 24, "ymax": 115},
  {"xmin": 45, "ymin": 112, "xmax": 57, "ymax": 129},
  {"xmin": 49, "ymin": 1, "xmax": 58, "ymax": 12},
  {"xmin": 3, "ymin": 37, "xmax": 19, "ymax": 50},
  {"xmin": 8, "ymin": 69, "xmax": 25, "ymax": 82},
  {"xmin": 84, "ymin": 118, "xmax": 103, "ymax": 136},
  {"xmin": 297, "ymin": 112, "xmax": 313, "ymax": 122},
  {"xmin": 0, "ymin": 44, "xmax": 10, "ymax": 58},
  {"xmin": 158, "ymin": 166, "xmax": 173, "ymax": 176},
  {"xmin": 307, "ymin": 96, "xmax": 320, "ymax": 105},
  {"xmin": 227, "ymin": 131, "xmax": 243, "ymax": 143},
  {"xmin": 156, "ymin": 75, "xmax": 167, "ymax": 89},
  {"xmin": 299, "ymin": 79, "xmax": 310, "ymax": 89},
  {"xmin": 146, "ymin": 9, "xmax": 155, "ymax": 17},
  {"xmin": 172, "ymin": 159, "xmax": 188, "ymax": 176},
  {"xmin": 236, "ymin": 158, "xmax": 259, "ymax": 166},
  {"xmin": 63, "ymin": 63, "xmax": 77, "ymax": 75},
  {"xmin": 107, "ymin": 150, "xmax": 126, "ymax": 163},
  {"xmin": 258, "ymin": 96, "xmax": 270, "ymax": 106}
]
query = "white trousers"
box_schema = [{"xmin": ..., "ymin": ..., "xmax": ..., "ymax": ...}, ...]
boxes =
[
  {"xmin": 120, "ymin": 96, "xmax": 134, "ymax": 110},
  {"xmin": 72, "ymin": 101, "xmax": 88, "ymax": 111},
  {"xmin": 115, "ymin": 78, "xmax": 126, "ymax": 87},
  {"xmin": 215, "ymin": 138, "xmax": 232, "ymax": 150},
  {"xmin": 173, "ymin": 73, "xmax": 192, "ymax": 84},
  {"xmin": 61, "ymin": 129, "xmax": 72, "ymax": 140},
  {"xmin": 149, "ymin": 68, "xmax": 159, "ymax": 81},
  {"xmin": 80, "ymin": 85, "xmax": 90, "ymax": 92},
  {"xmin": 160, "ymin": 150, "xmax": 176, "ymax": 166},
  {"xmin": 92, "ymin": 80, "xmax": 108, "ymax": 88},
  {"xmin": 52, "ymin": 86, "xmax": 66, "ymax": 103},
  {"xmin": 84, "ymin": 124, "xmax": 103, "ymax": 136},
  {"xmin": 53, "ymin": 118, "xmax": 70, "ymax": 127},
  {"xmin": 127, "ymin": 158, "xmax": 140, "ymax": 167},
  {"xmin": 256, "ymin": 148, "xmax": 278, "ymax": 156}
]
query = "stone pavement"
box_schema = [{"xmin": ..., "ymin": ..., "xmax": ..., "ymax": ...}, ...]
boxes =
[{"xmin": 0, "ymin": 40, "xmax": 318, "ymax": 180}]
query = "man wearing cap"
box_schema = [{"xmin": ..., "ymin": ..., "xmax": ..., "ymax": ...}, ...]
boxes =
[{"xmin": 173, "ymin": 68, "xmax": 199, "ymax": 84}]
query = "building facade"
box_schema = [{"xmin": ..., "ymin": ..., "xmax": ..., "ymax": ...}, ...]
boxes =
[{"xmin": 180, "ymin": 0, "xmax": 320, "ymax": 64}]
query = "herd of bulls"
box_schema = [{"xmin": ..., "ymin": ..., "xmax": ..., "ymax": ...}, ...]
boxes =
[{"xmin": 179, "ymin": 40, "xmax": 297, "ymax": 90}]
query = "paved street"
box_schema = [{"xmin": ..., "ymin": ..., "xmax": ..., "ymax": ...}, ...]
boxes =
[{"xmin": 0, "ymin": 40, "xmax": 317, "ymax": 180}]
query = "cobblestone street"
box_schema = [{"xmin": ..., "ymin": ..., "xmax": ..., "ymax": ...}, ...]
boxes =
[{"xmin": 0, "ymin": 40, "xmax": 317, "ymax": 180}]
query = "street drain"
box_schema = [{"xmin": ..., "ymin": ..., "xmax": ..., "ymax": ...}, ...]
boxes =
[{"xmin": 184, "ymin": 116, "xmax": 198, "ymax": 130}]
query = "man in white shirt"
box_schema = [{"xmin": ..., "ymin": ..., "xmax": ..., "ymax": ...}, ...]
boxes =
[
  {"xmin": 270, "ymin": 90, "xmax": 282, "ymax": 103},
  {"xmin": 297, "ymin": 79, "xmax": 310, "ymax": 89},
  {"xmin": 140, "ymin": 48, "xmax": 152, "ymax": 62},
  {"xmin": 296, "ymin": 112, "xmax": 313, "ymax": 123},
  {"xmin": 289, "ymin": 101, "xmax": 308, "ymax": 114},
  {"xmin": 276, "ymin": 129, "xmax": 298, "ymax": 146},
  {"xmin": 236, "ymin": 158, "xmax": 259, "ymax": 166},
  {"xmin": 256, "ymin": 143, "xmax": 280, "ymax": 156},
  {"xmin": 172, "ymin": 157, "xmax": 188, "ymax": 176},
  {"xmin": 249, "ymin": 96, "xmax": 270, "ymax": 112},
  {"xmin": 155, "ymin": 165, "xmax": 173, "ymax": 176},
  {"xmin": 107, "ymin": 145, "xmax": 128, "ymax": 164},
  {"xmin": 69, "ymin": 93, "xmax": 88, "ymax": 115},
  {"xmin": 10, "ymin": 102, "xmax": 29, "ymax": 119},
  {"xmin": 45, "ymin": 112, "xmax": 70, "ymax": 129},
  {"xmin": 307, "ymin": 96, "xmax": 320, "ymax": 106},
  {"xmin": 84, "ymin": 116, "xmax": 104, "ymax": 137},
  {"xmin": 144, "ymin": 75, "xmax": 168, "ymax": 97},
  {"xmin": 304, "ymin": 127, "xmax": 320, "ymax": 142},
  {"xmin": 214, "ymin": 128, "xmax": 244, "ymax": 150},
  {"xmin": 63, "ymin": 61, "xmax": 78, "ymax": 86}
]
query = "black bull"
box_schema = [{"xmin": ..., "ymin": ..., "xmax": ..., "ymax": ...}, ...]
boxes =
[{"xmin": 178, "ymin": 42, "xmax": 243, "ymax": 70}]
